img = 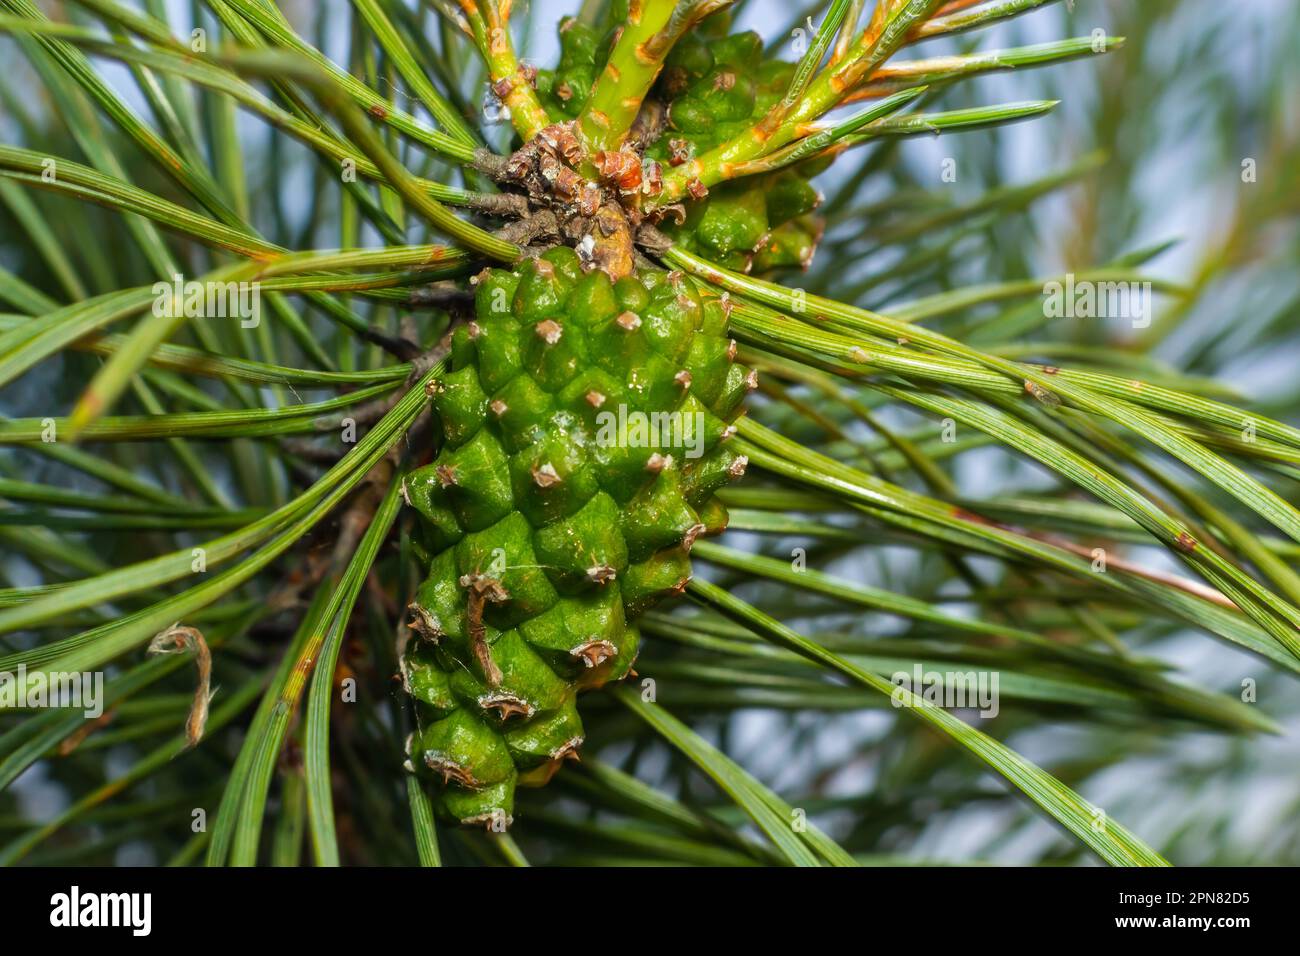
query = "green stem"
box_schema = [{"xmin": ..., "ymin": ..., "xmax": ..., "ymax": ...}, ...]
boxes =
[
  {"xmin": 576, "ymin": 0, "xmax": 680, "ymax": 154},
  {"xmin": 458, "ymin": 0, "xmax": 552, "ymax": 142}
]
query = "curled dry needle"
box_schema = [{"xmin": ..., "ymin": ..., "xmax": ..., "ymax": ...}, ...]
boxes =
[{"xmin": 147, "ymin": 624, "xmax": 214, "ymax": 749}]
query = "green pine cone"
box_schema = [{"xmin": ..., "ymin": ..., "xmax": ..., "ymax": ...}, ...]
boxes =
[
  {"xmin": 535, "ymin": 17, "xmax": 604, "ymax": 120},
  {"xmin": 402, "ymin": 247, "xmax": 752, "ymax": 827},
  {"xmin": 536, "ymin": 18, "xmax": 825, "ymax": 274},
  {"xmin": 645, "ymin": 31, "xmax": 825, "ymax": 272}
]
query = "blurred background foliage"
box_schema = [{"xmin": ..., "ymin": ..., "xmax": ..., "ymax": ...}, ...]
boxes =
[{"xmin": 737, "ymin": 0, "xmax": 1300, "ymax": 865}]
